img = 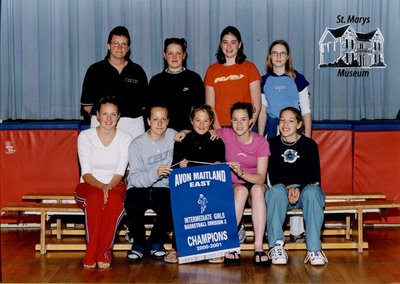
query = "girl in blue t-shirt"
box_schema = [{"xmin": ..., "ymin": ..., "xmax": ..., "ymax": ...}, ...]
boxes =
[
  {"xmin": 258, "ymin": 40, "xmax": 312, "ymax": 139},
  {"xmin": 258, "ymin": 40, "xmax": 313, "ymax": 243}
]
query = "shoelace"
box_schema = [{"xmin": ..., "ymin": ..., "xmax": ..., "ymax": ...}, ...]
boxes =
[
  {"xmin": 304, "ymin": 250, "xmax": 328, "ymax": 263},
  {"xmin": 269, "ymin": 245, "xmax": 287, "ymax": 259}
]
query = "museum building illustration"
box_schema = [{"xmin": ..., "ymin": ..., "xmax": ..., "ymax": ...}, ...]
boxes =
[{"xmin": 319, "ymin": 24, "xmax": 386, "ymax": 69}]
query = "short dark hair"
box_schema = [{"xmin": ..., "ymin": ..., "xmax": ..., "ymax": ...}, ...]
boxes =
[
  {"xmin": 230, "ymin": 102, "xmax": 254, "ymax": 119},
  {"xmin": 279, "ymin": 106, "xmax": 304, "ymax": 134},
  {"xmin": 216, "ymin": 26, "xmax": 247, "ymax": 64},
  {"xmin": 163, "ymin": 38, "xmax": 188, "ymax": 69},
  {"xmin": 106, "ymin": 26, "xmax": 131, "ymax": 60}
]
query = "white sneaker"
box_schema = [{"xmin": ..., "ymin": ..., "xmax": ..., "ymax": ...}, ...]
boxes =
[
  {"xmin": 238, "ymin": 224, "xmax": 246, "ymax": 243},
  {"xmin": 304, "ymin": 250, "xmax": 328, "ymax": 265},
  {"xmin": 268, "ymin": 240, "xmax": 288, "ymax": 264}
]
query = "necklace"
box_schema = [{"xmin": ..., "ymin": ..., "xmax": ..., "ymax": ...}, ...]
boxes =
[
  {"xmin": 280, "ymin": 135, "xmax": 301, "ymax": 147},
  {"xmin": 191, "ymin": 133, "xmax": 209, "ymax": 150},
  {"xmin": 165, "ymin": 67, "xmax": 185, "ymax": 74}
]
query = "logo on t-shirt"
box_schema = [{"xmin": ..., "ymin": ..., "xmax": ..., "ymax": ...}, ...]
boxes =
[
  {"xmin": 125, "ymin": 78, "xmax": 140, "ymax": 84},
  {"xmin": 281, "ymin": 149, "xmax": 300, "ymax": 163},
  {"xmin": 214, "ymin": 74, "xmax": 244, "ymax": 83},
  {"xmin": 275, "ymin": 85, "xmax": 286, "ymax": 92}
]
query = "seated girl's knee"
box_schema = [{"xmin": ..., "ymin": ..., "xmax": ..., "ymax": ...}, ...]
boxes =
[
  {"xmin": 252, "ymin": 183, "xmax": 267, "ymax": 191},
  {"xmin": 106, "ymin": 192, "xmax": 124, "ymax": 204},
  {"xmin": 269, "ymin": 183, "xmax": 287, "ymax": 194},
  {"xmin": 301, "ymin": 185, "xmax": 325, "ymax": 201},
  {"xmin": 266, "ymin": 183, "xmax": 287, "ymax": 200},
  {"xmin": 86, "ymin": 190, "xmax": 104, "ymax": 203},
  {"xmin": 124, "ymin": 200, "xmax": 143, "ymax": 215},
  {"xmin": 250, "ymin": 184, "xmax": 267, "ymax": 197},
  {"xmin": 235, "ymin": 185, "xmax": 249, "ymax": 196}
]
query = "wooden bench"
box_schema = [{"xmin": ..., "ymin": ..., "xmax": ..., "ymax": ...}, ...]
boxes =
[
  {"xmin": 3, "ymin": 195, "xmax": 399, "ymax": 254},
  {"xmin": 21, "ymin": 192, "xmax": 387, "ymax": 203},
  {"xmin": 22, "ymin": 193, "xmax": 76, "ymax": 204},
  {"xmin": 324, "ymin": 192, "xmax": 386, "ymax": 201},
  {"xmin": 2, "ymin": 203, "xmax": 82, "ymax": 254},
  {"xmin": 21, "ymin": 191, "xmax": 387, "ymax": 242}
]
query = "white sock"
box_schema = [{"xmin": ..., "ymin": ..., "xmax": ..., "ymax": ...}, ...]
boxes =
[{"xmin": 289, "ymin": 216, "xmax": 305, "ymax": 235}]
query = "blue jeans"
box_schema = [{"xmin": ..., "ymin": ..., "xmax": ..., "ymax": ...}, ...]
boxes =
[
  {"xmin": 265, "ymin": 184, "xmax": 325, "ymax": 251},
  {"xmin": 265, "ymin": 115, "xmax": 279, "ymax": 138}
]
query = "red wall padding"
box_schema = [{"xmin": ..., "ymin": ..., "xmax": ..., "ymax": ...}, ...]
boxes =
[
  {"xmin": 354, "ymin": 131, "xmax": 400, "ymax": 223},
  {"xmin": 1, "ymin": 128, "xmax": 399, "ymax": 224},
  {"xmin": 0, "ymin": 130, "xmax": 79, "ymax": 206},
  {"xmin": 313, "ymin": 130, "xmax": 353, "ymax": 194}
]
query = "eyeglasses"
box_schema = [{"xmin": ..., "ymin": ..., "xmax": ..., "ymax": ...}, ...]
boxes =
[
  {"xmin": 271, "ymin": 51, "xmax": 288, "ymax": 57},
  {"xmin": 110, "ymin": 41, "xmax": 129, "ymax": 48}
]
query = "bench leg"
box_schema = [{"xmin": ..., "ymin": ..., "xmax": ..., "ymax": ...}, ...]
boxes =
[
  {"xmin": 356, "ymin": 208, "xmax": 364, "ymax": 253},
  {"xmin": 40, "ymin": 211, "xmax": 47, "ymax": 254},
  {"xmin": 56, "ymin": 219, "xmax": 62, "ymax": 239},
  {"xmin": 345, "ymin": 215, "xmax": 351, "ymax": 239}
]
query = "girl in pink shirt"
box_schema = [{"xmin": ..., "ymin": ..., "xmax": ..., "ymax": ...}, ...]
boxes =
[{"xmin": 218, "ymin": 102, "xmax": 270, "ymax": 267}]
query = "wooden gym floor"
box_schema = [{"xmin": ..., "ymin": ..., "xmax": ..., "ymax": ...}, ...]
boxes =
[{"xmin": 1, "ymin": 227, "xmax": 400, "ymax": 283}]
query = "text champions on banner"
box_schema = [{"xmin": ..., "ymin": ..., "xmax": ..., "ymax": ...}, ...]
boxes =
[{"xmin": 169, "ymin": 163, "xmax": 240, "ymax": 264}]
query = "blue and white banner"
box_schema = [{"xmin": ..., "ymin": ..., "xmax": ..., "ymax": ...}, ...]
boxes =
[{"xmin": 169, "ymin": 163, "xmax": 239, "ymax": 264}]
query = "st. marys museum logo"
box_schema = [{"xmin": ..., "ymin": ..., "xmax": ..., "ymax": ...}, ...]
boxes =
[{"xmin": 318, "ymin": 24, "xmax": 386, "ymax": 77}]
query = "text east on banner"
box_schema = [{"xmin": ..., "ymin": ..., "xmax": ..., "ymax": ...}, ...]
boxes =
[{"xmin": 169, "ymin": 163, "xmax": 240, "ymax": 264}]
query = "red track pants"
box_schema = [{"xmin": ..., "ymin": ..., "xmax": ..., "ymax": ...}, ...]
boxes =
[{"xmin": 75, "ymin": 183, "xmax": 126, "ymax": 265}]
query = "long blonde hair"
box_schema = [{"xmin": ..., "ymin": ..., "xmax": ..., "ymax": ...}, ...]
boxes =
[{"xmin": 266, "ymin": 39, "xmax": 296, "ymax": 80}]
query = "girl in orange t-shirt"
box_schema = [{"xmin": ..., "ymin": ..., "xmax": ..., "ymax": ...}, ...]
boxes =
[{"xmin": 204, "ymin": 26, "xmax": 261, "ymax": 129}]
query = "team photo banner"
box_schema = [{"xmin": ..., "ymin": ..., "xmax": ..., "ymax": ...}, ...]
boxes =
[{"xmin": 169, "ymin": 163, "xmax": 239, "ymax": 264}]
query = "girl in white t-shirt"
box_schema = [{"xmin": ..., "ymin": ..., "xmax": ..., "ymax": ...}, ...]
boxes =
[{"xmin": 75, "ymin": 96, "xmax": 133, "ymax": 269}]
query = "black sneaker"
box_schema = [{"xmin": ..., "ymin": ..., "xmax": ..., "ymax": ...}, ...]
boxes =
[{"xmin": 290, "ymin": 232, "xmax": 305, "ymax": 243}]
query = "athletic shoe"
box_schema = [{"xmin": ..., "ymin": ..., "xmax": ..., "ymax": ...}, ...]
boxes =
[
  {"xmin": 238, "ymin": 224, "xmax": 246, "ymax": 243},
  {"xmin": 268, "ymin": 240, "xmax": 288, "ymax": 264},
  {"xmin": 290, "ymin": 232, "xmax": 305, "ymax": 243},
  {"xmin": 304, "ymin": 250, "xmax": 328, "ymax": 265}
]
